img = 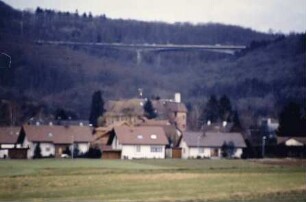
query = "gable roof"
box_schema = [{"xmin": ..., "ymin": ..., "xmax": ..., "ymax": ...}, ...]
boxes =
[
  {"xmin": 104, "ymin": 99, "xmax": 188, "ymax": 118},
  {"xmin": 105, "ymin": 99, "xmax": 144, "ymax": 116},
  {"xmin": 277, "ymin": 137, "xmax": 306, "ymax": 145},
  {"xmin": 0, "ymin": 127, "xmax": 20, "ymax": 144},
  {"xmin": 22, "ymin": 125, "xmax": 93, "ymax": 144},
  {"xmin": 202, "ymin": 123, "xmax": 234, "ymax": 133},
  {"xmin": 183, "ymin": 131, "xmax": 246, "ymax": 148},
  {"xmin": 114, "ymin": 125, "xmax": 168, "ymax": 145}
]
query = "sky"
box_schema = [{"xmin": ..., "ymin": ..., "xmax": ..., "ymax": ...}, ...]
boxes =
[{"xmin": 3, "ymin": 0, "xmax": 306, "ymax": 33}]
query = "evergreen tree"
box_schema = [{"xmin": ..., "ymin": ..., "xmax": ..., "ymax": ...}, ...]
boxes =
[
  {"xmin": 89, "ymin": 90, "xmax": 105, "ymax": 127},
  {"xmin": 55, "ymin": 108, "xmax": 68, "ymax": 120},
  {"xmin": 232, "ymin": 110, "xmax": 242, "ymax": 131},
  {"xmin": 34, "ymin": 143, "xmax": 42, "ymax": 159},
  {"xmin": 203, "ymin": 95, "xmax": 219, "ymax": 123},
  {"xmin": 219, "ymin": 95, "xmax": 232, "ymax": 121},
  {"xmin": 143, "ymin": 99, "xmax": 157, "ymax": 119},
  {"xmin": 277, "ymin": 102, "xmax": 305, "ymax": 137}
]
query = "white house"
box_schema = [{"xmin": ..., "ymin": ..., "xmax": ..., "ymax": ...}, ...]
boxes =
[
  {"xmin": 0, "ymin": 127, "xmax": 21, "ymax": 158},
  {"xmin": 109, "ymin": 125, "xmax": 168, "ymax": 159},
  {"xmin": 18, "ymin": 124, "xmax": 93, "ymax": 158},
  {"xmin": 180, "ymin": 131, "xmax": 246, "ymax": 159}
]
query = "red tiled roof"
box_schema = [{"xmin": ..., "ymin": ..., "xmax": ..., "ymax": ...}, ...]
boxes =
[
  {"xmin": 183, "ymin": 131, "xmax": 246, "ymax": 148},
  {"xmin": 114, "ymin": 126, "xmax": 168, "ymax": 145},
  {"xmin": 0, "ymin": 127, "xmax": 20, "ymax": 144},
  {"xmin": 22, "ymin": 125, "xmax": 93, "ymax": 144}
]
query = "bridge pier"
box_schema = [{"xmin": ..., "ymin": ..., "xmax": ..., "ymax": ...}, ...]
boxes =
[
  {"xmin": 156, "ymin": 53, "xmax": 161, "ymax": 67},
  {"xmin": 136, "ymin": 49, "xmax": 142, "ymax": 65}
]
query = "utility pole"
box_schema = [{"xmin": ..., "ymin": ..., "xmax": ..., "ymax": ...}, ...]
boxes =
[
  {"xmin": 262, "ymin": 136, "xmax": 266, "ymax": 158},
  {"xmin": 71, "ymin": 135, "xmax": 74, "ymax": 159}
]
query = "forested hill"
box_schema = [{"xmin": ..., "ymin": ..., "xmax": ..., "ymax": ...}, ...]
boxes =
[
  {"xmin": 0, "ymin": 1, "xmax": 305, "ymax": 126},
  {"xmin": 0, "ymin": 1, "xmax": 275, "ymax": 44}
]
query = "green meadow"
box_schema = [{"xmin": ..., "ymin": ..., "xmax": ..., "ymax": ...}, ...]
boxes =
[{"xmin": 0, "ymin": 159, "xmax": 305, "ymax": 201}]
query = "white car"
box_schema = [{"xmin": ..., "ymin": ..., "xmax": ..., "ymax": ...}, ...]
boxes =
[{"xmin": 61, "ymin": 154, "xmax": 70, "ymax": 158}]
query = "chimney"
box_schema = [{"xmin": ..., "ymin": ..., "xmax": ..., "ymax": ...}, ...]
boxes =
[
  {"xmin": 174, "ymin": 93, "xmax": 181, "ymax": 103},
  {"xmin": 49, "ymin": 122, "xmax": 53, "ymax": 126},
  {"xmin": 35, "ymin": 121, "xmax": 40, "ymax": 126},
  {"xmin": 207, "ymin": 120, "xmax": 211, "ymax": 125}
]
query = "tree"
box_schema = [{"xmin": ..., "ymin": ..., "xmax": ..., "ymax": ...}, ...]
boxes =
[
  {"xmin": 219, "ymin": 95, "xmax": 232, "ymax": 121},
  {"xmin": 202, "ymin": 95, "xmax": 219, "ymax": 123},
  {"xmin": 86, "ymin": 146, "xmax": 102, "ymax": 158},
  {"xmin": 277, "ymin": 102, "xmax": 305, "ymax": 137},
  {"xmin": 143, "ymin": 99, "xmax": 157, "ymax": 119},
  {"xmin": 232, "ymin": 110, "xmax": 242, "ymax": 132},
  {"xmin": 221, "ymin": 141, "xmax": 235, "ymax": 158},
  {"xmin": 55, "ymin": 108, "xmax": 68, "ymax": 120},
  {"xmin": 89, "ymin": 90, "xmax": 105, "ymax": 127},
  {"xmin": 34, "ymin": 143, "xmax": 42, "ymax": 159},
  {"xmin": 73, "ymin": 144, "xmax": 80, "ymax": 157},
  {"xmin": 221, "ymin": 142, "xmax": 228, "ymax": 158}
]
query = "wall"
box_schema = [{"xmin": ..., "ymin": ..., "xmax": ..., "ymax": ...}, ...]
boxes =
[
  {"xmin": 77, "ymin": 143, "xmax": 90, "ymax": 155},
  {"xmin": 121, "ymin": 145, "xmax": 165, "ymax": 159},
  {"xmin": 232, "ymin": 148, "xmax": 243, "ymax": 158},
  {"xmin": 175, "ymin": 112, "xmax": 187, "ymax": 131},
  {"xmin": 105, "ymin": 115, "xmax": 139, "ymax": 126},
  {"xmin": 180, "ymin": 140, "xmax": 223, "ymax": 159},
  {"xmin": 24, "ymin": 138, "xmax": 55, "ymax": 158},
  {"xmin": 0, "ymin": 144, "xmax": 15, "ymax": 158}
]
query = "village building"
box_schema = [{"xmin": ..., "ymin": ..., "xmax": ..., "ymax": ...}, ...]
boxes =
[
  {"xmin": 180, "ymin": 131, "xmax": 246, "ymax": 159},
  {"xmin": 103, "ymin": 93, "xmax": 187, "ymax": 132},
  {"xmin": 136, "ymin": 118, "xmax": 182, "ymax": 158},
  {"xmin": 0, "ymin": 127, "xmax": 21, "ymax": 158},
  {"xmin": 18, "ymin": 124, "xmax": 93, "ymax": 158},
  {"xmin": 277, "ymin": 136, "xmax": 306, "ymax": 157},
  {"xmin": 107, "ymin": 125, "xmax": 168, "ymax": 159}
]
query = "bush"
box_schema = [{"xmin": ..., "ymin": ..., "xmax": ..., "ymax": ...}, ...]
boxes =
[{"xmin": 86, "ymin": 147, "xmax": 102, "ymax": 158}]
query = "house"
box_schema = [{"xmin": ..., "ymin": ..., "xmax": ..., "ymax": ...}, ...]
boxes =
[
  {"xmin": 103, "ymin": 93, "xmax": 188, "ymax": 131},
  {"xmin": 92, "ymin": 121, "xmax": 130, "ymax": 149},
  {"xmin": 277, "ymin": 136, "xmax": 306, "ymax": 157},
  {"xmin": 136, "ymin": 118, "xmax": 182, "ymax": 147},
  {"xmin": 180, "ymin": 131, "xmax": 246, "ymax": 159},
  {"xmin": 107, "ymin": 125, "xmax": 168, "ymax": 159},
  {"xmin": 163, "ymin": 101, "xmax": 187, "ymax": 132},
  {"xmin": 18, "ymin": 124, "xmax": 93, "ymax": 158},
  {"xmin": 0, "ymin": 127, "xmax": 21, "ymax": 158},
  {"xmin": 136, "ymin": 118, "xmax": 182, "ymax": 158},
  {"xmin": 104, "ymin": 99, "xmax": 144, "ymax": 126}
]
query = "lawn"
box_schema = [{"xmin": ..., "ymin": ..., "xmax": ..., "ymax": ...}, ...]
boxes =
[{"xmin": 0, "ymin": 159, "xmax": 305, "ymax": 202}]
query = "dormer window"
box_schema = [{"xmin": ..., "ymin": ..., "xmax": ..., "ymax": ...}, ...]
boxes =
[
  {"xmin": 48, "ymin": 132, "xmax": 53, "ymax": 137},
  {"xmin": 150, "ymin": 134, "xmax": 157, "ymax": 139}
]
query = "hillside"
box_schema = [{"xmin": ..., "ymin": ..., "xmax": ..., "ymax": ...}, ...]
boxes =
[{"xmin": 0, "ymin": 1, "xmax": 305, "ymax": 126}]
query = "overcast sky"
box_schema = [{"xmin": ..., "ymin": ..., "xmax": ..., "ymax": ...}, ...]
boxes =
[{"xmin": 3, "ymin": 0, "xmax": 306, "ymax": 33}]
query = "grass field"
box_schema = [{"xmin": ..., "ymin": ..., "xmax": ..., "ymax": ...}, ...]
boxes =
[{"xmin": 0, "ymin": 159, "xmax": 305, "ymax": 202}]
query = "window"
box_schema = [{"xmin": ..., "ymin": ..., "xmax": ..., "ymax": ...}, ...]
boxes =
[
  {"xmin": 198, "ymin": 147, "xmax": 204, "ymax": 153},
  {"xmin": 150, "ymin": 134, "xmax": 157, "ymax": 139},
  {"xmin": 151, "ymin": 146, "xmax": 162, "ymax": 153},
  {"xmin": 46, "ymin": 147, "xmax": 50, "ymax": 152},
  {"xmin": 136, "ymin": 145, "xmax": 141, "ymax": 152}
]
